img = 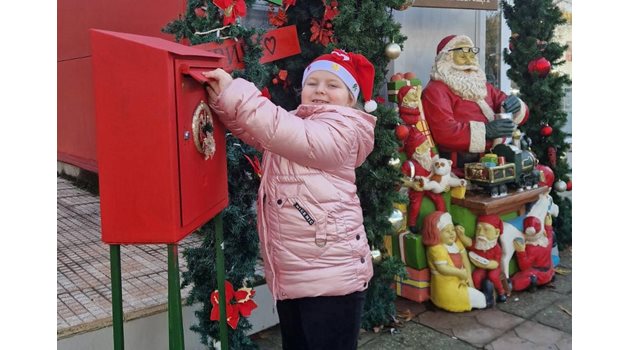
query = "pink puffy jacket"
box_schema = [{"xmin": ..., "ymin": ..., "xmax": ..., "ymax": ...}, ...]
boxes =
[{"xmin": 211, "ymin": 78, "xmax": 376, "ymax": 300}]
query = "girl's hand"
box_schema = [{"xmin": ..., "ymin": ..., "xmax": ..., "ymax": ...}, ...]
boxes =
[{"xmin": 202, "ymin": 68, "xmax": 233, "ymax": 105}]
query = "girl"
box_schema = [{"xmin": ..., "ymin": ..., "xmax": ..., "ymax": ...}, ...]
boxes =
[{"xmin": 203, "ymin": 49, "xmax": 377, "ymax": 350}]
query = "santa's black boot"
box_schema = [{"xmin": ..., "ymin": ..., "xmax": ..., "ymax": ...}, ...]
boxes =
[
  {"xmin": 482, "ymin": 279, "xmax": 495, "ymax": 308},
  {"xmin": 409, "ymin": 226, "xmax": 419, "ymax": 234}
]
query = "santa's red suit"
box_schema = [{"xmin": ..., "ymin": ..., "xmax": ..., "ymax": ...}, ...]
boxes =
[
  {"xmin": 422, "ymin": 80, "xmax": 512, "ymax": 154},
  {"xmin": 470, "ymin": 242, "xmax": 505, "ymax": 295},
  {"xmin": 511, "ymin": 217, "xmax": 555, "ymax": 291}
]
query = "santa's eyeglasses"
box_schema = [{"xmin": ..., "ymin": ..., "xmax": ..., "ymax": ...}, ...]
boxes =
[{"xmin": 448, "ymin": 47, "xmax": 480, "ymax": 54}]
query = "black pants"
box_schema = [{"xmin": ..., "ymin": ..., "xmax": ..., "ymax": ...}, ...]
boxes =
[{"xmin": 276, "ymin": 290, "xmax": 367, "ymax": 350}]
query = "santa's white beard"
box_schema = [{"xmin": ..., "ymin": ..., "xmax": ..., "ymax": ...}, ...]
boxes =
[
  {"xmin": 431, "ymin": 55, "xmax": 488, "ymax": 101},
  {"xmin": 412, "ymin": 152, "xmax": 432, "ymax": 172},
  {"xmin": 474, "ymin": 236, "xmax": 498, "ymax": 251}
]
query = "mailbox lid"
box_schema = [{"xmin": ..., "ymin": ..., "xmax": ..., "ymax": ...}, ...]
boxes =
[{"xmin": 175, "ymin": 59, "xmax": 229, "ymax": 230}]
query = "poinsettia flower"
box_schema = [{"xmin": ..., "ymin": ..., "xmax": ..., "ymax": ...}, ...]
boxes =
[
  {"xmin": 323, "ymin": 1, "xmax": 339, "ymax": 21},
  {"xmin": 213, "ymin": 0, "xmax": 247, "ymax": 26},
  {"xmin": 267, "ymin": 7, "xmax": 288, "ymax": 27},
  {"xmin": 209, "ymin": 281, "xmax": 235, "ymax": 321}
]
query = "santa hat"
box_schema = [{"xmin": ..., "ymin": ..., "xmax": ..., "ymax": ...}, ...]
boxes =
[
  {"xmin": 477, "ymin": 215, "xmax": 503, "ymax": 235},
  {"xmin": 403, "ymin": 132, "xmax": 429, "ymax": 158},
  {"xmin": 436, "ymin": 34, "xmax": 474, "ymax": 55},
  {"xmin": 302, "ymin": 49, "xmax": 377, "ymax": 113},
  {"xmin": 523, "ymin": 216, "xmax": 542, "ymax": 235}
]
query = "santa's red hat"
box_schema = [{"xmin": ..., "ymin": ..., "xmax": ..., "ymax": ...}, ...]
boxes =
[
  {"xmin": 403, "ymin": 132, "xmax": 429, "ymax": 158},
  {"xmin": 477, "ymin": 215, "xmax": 503, "ymax": 234},
  {"xmin": 436, "ymin": 34, "xmax": 475, "ymax": 55},
  {"xmin": 523, "ymin": 216, "xmax": 542, "ymax": 235},
  {"xmin": 302, "ymin": 49, "xmax": 377, "ymax": 113}
]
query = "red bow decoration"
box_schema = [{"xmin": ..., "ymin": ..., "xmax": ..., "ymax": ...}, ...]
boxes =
[
  {"xmin": 210, "ymin": 281, "xmax": 258, "ymax": 330},
  {"xmin": 213, "ymin": 0, "xmax": 247, "ymax": 26}
]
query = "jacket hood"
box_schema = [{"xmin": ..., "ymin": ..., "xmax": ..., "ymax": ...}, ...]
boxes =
[{"xmin": 295, "ymin": 104, "xmax": 376, "ymax": 167}]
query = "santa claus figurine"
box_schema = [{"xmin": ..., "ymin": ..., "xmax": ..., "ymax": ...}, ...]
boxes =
[
  {"xmin": 511, "ymin": 216, "xmax": 555, "ymax": 292},
  {"xmin": 400, "ymin": 132, "xmax": 445, "ymax": 233},
  {"xmin": 422, "ymin": 35, "xmax": 529, "ymax": 176},
  {"xmin": 457, "ymin": 215, "xmax": 508, "ymax": 306}
]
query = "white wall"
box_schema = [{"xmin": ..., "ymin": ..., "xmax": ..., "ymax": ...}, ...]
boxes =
[
  {"xmin": 391, "ymin": 7, "xmax": 485, "ymax": 88},
  {"xmin": 58, "ymin": 284, "xmax": 279, "ymax": 350}
]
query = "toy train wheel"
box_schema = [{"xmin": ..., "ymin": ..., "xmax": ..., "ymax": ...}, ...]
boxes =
[
  {"xmin": 499, "ymin": 184, "xmax": 508, "ymax": 196},
  {"xmin": 490, "ymin": 186, "xmax": 500, "ymax": 198}
]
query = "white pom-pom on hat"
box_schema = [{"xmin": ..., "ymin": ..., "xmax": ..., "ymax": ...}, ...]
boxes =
[{"xmin": 364, "ymin": 100, "xmax": 377, "ymax": 113}]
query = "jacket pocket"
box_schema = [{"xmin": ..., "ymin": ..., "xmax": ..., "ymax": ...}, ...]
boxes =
[{"xmin": 275, "ymin": 196, "xmax": 330, "ymax": 262}]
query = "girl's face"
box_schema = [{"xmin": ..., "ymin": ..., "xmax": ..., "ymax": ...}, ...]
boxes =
[
  {"xmin": 301, "ymin": 70, "xmax": 354, "ymax": 107},
  {"xmin": 440, "ymin": 224, "xmax": 457, "ymax": 245}
]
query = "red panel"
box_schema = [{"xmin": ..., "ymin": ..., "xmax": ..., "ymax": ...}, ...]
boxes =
[
  {"xmin": 92, "ymin": 30, "xmax": 227, "ymax": 244},
  {"xmin": 58, "ymin": 0, "xmax": 187, "ymax": 61},
  {"xmin": 58, "ymin": 58, "xmax": 98, "ymax": 171},
  {"xmin": 58, "ymin": 0, "xmax": 187, "ymax": 170}
]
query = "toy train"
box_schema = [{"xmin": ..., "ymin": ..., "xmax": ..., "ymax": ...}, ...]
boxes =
[{"xmin": 464, "ymin": 144, "xmax": 540, "ymax": 197}]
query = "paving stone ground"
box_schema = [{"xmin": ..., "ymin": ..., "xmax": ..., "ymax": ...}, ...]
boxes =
[{"xmin": 251, "ymin": 246, "xmax": 572, "ymax": 350}]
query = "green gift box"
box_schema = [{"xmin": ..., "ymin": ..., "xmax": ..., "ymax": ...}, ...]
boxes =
[
  {"xmin": 387, "ymin": 78, "xmax": 422, "ymax": 102},
  {"xmin": 397, "ymin": 231, "xmax": 427, "ymax": 270}
]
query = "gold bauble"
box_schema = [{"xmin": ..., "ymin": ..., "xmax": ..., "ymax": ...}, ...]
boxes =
[
  {"xmin": 385, "ymin": 42, "xmax": 402, "ymax": 60},
  {"xmin": 371, "ymin": 248, "xmax": 382, "ymax": 264},
  {"xmin": 388, "ymin": 208, "xmax": 405, "ymax": 232}
]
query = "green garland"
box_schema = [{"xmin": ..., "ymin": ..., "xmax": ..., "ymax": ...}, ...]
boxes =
[{"xmin": 502, "ymin": 0, "xmax": 572, "ymax": 249}]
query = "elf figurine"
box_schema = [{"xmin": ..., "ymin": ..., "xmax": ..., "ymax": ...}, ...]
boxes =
[
  {"xmin": 458, "ymin": 215, "xmax": 508, "ymax": 307},
  {"xmin": 400, "ymin": 132, "xmax": 445, "ymax": 233},
  {"xmin": 396, "ymin": 85, "xmax": 435, "ymax": 147},
  {"xmin": 511, "ymin": 216, "xmax": 555, "ymax": 292}
]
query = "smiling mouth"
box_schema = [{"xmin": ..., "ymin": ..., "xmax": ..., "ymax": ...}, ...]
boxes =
[{"xmin": 311, "ymin": 99, "xmax": 329, "ymax": 104}]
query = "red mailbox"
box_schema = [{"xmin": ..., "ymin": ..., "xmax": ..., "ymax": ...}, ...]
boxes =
[{"xmin": 91, "ymin": 29, "xmax": 228, "ymax": 244}]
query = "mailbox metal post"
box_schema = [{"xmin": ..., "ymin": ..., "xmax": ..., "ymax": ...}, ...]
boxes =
[
  {"xmin": 168, "ymin": 244, "xmax": 186, "ymax": 350},
  {"xmin": 110, "ymin": 245, "xmax": 125, "ymax": 350}
]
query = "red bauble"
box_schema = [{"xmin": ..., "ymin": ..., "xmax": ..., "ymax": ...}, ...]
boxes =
[
  {"xmin": 536, "ymin": 164, "xmax": 555, "ymax": 188},
  {"xmin": 566, "ymin": 180, "xmax": 572, "ymax": 191},
  {"xmin": 528, "ymin": 57, "xmax": 551, "ymax": 78},
  {"xmin": 540, "ymin": 124, "xmax": 553, "ymax": 136},
  {"xmin": 395, "ymin": 125, "xmax": 409, "ymax": 141}
]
